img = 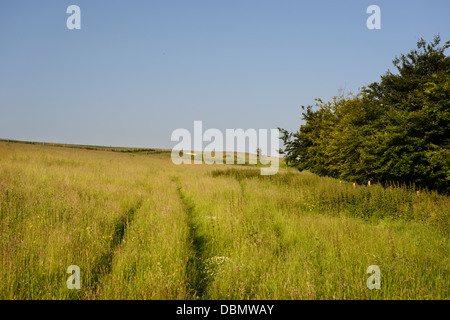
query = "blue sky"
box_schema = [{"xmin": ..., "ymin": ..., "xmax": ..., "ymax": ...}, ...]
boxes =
[{"xmin": 1, "ymin": 0, "xmax": 449, "ymax": 149}]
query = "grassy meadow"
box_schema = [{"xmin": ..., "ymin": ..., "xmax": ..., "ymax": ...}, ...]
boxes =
[{"xmin": 0, "ymin": 140, "xmax": 448, "ymax": 299}]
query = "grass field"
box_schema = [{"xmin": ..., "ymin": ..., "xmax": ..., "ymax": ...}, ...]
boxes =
[{"xmin": 0, "ymin": 140, "xmax": 448, "ymax": 300}]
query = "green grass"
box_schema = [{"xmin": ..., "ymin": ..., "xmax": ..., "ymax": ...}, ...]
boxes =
[{"xmin": 0, "ymin": 140, "xmax": 448, "ymax": 299}]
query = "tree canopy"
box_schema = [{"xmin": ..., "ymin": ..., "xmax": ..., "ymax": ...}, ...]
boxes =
[{"xmin": 279, "ymin": 35, "xmax": 450, "ymax": 194}]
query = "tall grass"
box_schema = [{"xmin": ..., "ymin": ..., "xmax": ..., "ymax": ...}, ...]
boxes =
[{"xmin": 0, "ymin": 141, "xmax": 448, "ymax": 299}]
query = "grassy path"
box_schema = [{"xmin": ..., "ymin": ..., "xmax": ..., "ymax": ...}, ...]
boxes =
[
  {"xmin": 89, "ymin": 199, "xmax": 142, "ymax": 296},
  {"xmin": 0, "ymin": 141, "xmax": 448, "ymax": 299},
  {"xmin": 175, "ymin": 178, "xmax": 211, "ymax": 299}
]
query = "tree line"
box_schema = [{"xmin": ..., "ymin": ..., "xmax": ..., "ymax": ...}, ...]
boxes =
[{"xmin": 279, "ymin": 35, "xmax": 450, "ymax": 194}]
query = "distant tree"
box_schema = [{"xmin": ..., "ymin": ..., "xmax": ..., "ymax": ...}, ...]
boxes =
[{"xmin": 256, "ymin": 147, "xmax": 262, "ymax": 162}]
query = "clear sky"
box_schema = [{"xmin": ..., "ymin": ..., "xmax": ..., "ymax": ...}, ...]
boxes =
[{"xmin": 1, "ymin": 0, "xmax": 449, "ymax": 149}]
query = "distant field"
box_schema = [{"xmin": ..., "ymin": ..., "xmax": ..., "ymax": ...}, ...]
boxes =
[{"xmin": 0, "ymin": 140, "xmax": 448, "ymax": 299}]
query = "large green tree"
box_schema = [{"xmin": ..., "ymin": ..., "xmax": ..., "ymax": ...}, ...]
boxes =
[{"xmin": 279, "ymin": 35, "xmax": 450, "ymax": 194}]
